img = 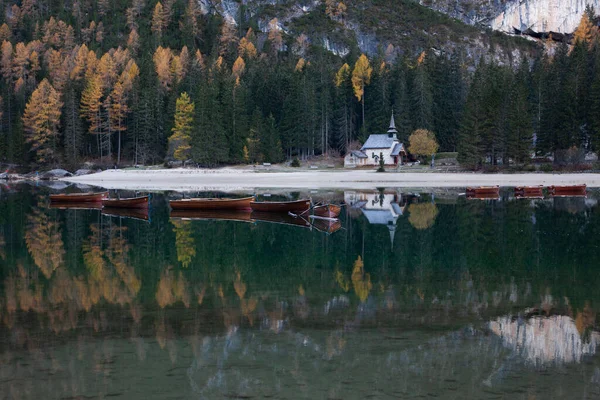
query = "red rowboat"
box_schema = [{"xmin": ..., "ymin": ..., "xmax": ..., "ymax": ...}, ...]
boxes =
[
  {"xmin": 50, "ymin": 191, "xmax": 108, "ymax": 202},
  {"xmin": 170, "ymin": 209, "xmax": 253, "ymax": 222},
  {"xmin": 169, "ymin": 196, "xmax": 254, "ymax": 210},
  {"xmin": 514, "ymin": 186, "xmax": 543, "ymax": 198},
  {"xmin": 49, "ymin": 201, "xmax": 102, "ymax": 210},
  {"xmin": 102, "ymin": 207, "xmax": 149, "ymax": 221},
  {"xmin": 547, "ymin": 184, "xmax": 587, "ymax": 197},
  {"xmin": 466, "ymin": 186, "xmax": 500, "ymax": 197},
  {"xmin": 310, "ymin": 217, "xmax": 342, "ymax": 234},
  {"xmin": 313, "ymin": 204, "xmax": 342, "ymax": 218},
  {"xmin": 251, "ymin": 211, "xmax": 311, "ymax": 228},
  {"xmin": 102, "ymin": 195, "xmax": 149, "ymax": 209},
  {"xmin": 250, "ymin": 199, "xmax": 311, "ymax": 213}
]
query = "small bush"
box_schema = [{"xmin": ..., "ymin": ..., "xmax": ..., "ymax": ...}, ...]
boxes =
[
  {"xmin": 291, "ymin": 158, "xmax": 301, "ymax": 167},
  {"xmin": 522, "ymin": 164, "xmax": 537, "ymax": 172},
  {"xmin": 540, "ymin": 163, "xmax": 554, "ymax": 172}
]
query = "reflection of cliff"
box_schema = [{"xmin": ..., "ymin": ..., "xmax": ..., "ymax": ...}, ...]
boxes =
[{"xmin": 489, "ymin": 314, "xmax": 600, "ymax": 365}]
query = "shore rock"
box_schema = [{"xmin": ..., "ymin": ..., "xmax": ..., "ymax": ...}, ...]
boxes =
[
  {"xmin": 74, "ymin": 169, "xmax": 94, "ymax": 176},
  {"xmin": 40, "ymin": 169, "xmax": 73, "ymax": 180}
]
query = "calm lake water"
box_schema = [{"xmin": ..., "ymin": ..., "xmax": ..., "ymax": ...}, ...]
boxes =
[{"xmin": 1, "ymin": 184, "xmax": 600, "ymax": 399}]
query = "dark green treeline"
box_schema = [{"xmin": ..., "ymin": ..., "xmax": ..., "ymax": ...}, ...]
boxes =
[{"xmin": 1, "ymin": 0, "xmax": 600, "ymax": 168}]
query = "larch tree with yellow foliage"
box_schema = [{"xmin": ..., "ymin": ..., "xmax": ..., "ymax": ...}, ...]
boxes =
[
  {"xmin": 168, "ymin": 92, "xmax": 194, "ymax": 161},
  {"xmin": 574, "ymin": 11, "xmax": 595, "ymax": 45},
  {"xmin": 408, "ymin": 128, "xmax": 439, "ymax": 161},
  {"xmin": 22, "ymin": 79, "xmax": 63, "ymax": 164},
  {"xmin": 351, "ymin": 54, "xmax": 372, "ymax": 132}
]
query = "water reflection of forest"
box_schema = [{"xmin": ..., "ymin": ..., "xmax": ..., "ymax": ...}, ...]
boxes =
[{"xmin": 1, "ymin": 187, "xmax": 600, "ymax": 397}]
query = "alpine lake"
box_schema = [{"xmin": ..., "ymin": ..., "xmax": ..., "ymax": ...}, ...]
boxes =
[{"xmin": 1, "ymin": 183, "xmax": 600, "ymax": 400}]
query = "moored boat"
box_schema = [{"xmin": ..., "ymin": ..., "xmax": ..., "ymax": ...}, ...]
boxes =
[
  {"xmin": 102, "ymin": 207, "xmax": 150, "ymax": 221},
  {"xmin": 169, "ymin": 209, "xmax": 253, "ymax": 222},
  {"xmin": 466, "ymin": 186, "xmax": 500, "ymax": 197},
  {"xmin": 169, "ymin": 196, "xmax": 254, "ymax": 210},
  {"xmin": 102, "ymin": 195, "xmax": 149, "ymax": 209},
  {"xmin": 49, "ymin": 201, "xmax": 102, "ymax": 210},
  {"xmin": 251, "ymin": 211, "xmax": 311, "ymax": 228},
  {"xmin": 310, "ymin": 216, "xmax": 342, "ymax": 234},
  {"xmin": 250, "ymin": 199, "xmax": 311, "ymax": 213},
  {"xmin": 547, "ymin": 184, "xmax": 587, "ymax": 197},
  {"xmin": 50, "ymin": 191, "xmax": 108, "ymax": 202},
  {"xmin": 514, "ymin": 186, "xmax": 543, "ymax": 198},
  {"xmin": 312, "ymin": 204, "xmax": 342, "ymax": 219}
]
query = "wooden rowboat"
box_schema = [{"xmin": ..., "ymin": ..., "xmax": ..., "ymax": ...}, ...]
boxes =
[
  {"xmin": 310, "ymin": 216, "xmax": 342, "ymax": 234},
  {"xmin": 50, "ymin": 191, "xmax": 108, "ymax": 202},
  {"xmin": 170, "ymin": 209, "xmax": 253, "ymax": 222},
  {"xmin": 313, "ymin": 204, "xmax": 342, "ymax": 219},
  {"xmin": 547, "ymin": 184, "xmax": 587, "ymax": 197},
  {"xmin": 102, "ymin": 207, "xmax": 149, "ymax": 221},
  {"xmin": 49, "ymin": 201, "xmax": 102, "ymax": 210},
  {"xmin": 169, "ymin": 196, "xmax": 254, "ymax": 210},
  {"xmin": 102, "ymin": 195, "xmax": 149, "ymax": 209},
  {"xmin": 250, "ymin": 199, "xmax": 311, "ymax": 213},
  {"xmin": 514, "ymin": 186, "xmax": 543, "ymax": 198},
  {"xmin": 466, "ymin": 186, "xmax": 500, "ymax": 197},
  {"xmin": 251, "ymin": 211, "xmax": 311, "ymax": 228}
]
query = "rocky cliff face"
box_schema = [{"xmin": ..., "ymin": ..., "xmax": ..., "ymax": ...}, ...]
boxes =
[
  {"xmin": 424, "ymin": 0, "xmax": 600, "ymax": 33},
  {"xmin": 196, "ymin": 0, "xmax": 537, "ymax": 66}
]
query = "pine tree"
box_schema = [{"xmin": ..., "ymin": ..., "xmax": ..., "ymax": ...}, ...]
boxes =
[
  {"xmin": 168, "ymin": 92, "xmax": 194, "ymax": 161},
  {"xmin": 22, "ymin": 79, "xmax": 63, "ymax": 165},
  {"xmin": 63, "ymin": 85, "xmax": 84, "ymax": 165},
  {"xmin": 457, "ymin": 66, "xmax": 485, "ymax": 168},
  {"xmin": 506, "ymin": 65, "xmax": 533, "ymax": 164},
  {"xmin": 260, "ymin": 114, "xmax": 283, "ymax": 163},
  {"xmin": 410, "ymin": 61, "xmax": 433, "ymax": 131}
]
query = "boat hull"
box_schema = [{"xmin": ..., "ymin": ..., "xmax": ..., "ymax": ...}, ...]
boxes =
[
  {"xmin": 102, "ymin": 196, "xmax": 149, "ymax": 209},
  {"xmin": 50, "ymin": 191, "xmax": 108, "ymax": 203},
  {"xmin": 310, "ymin": 216, "xmax": 342, "ymax": 234},
  {"xmin": 466, "ymin": 186, "xmax": 500, "ymax": 197},
  {"xmin": 170, "ymin": 209, "xmax": 253, "ymax": 222},
  {"xmin": 251, "ymin": 211, "xmax": 311, "ymax": 228},
  {"xmin": 313, "ymin": 204, "xmax": 342, "ymax": 218},
  {"xmin": 250, "ymin": 199, "xmax": 311, "ymax": 213},
  {"xmin": 102, "ymin": 207, "xmax": 149, "ymax": 221},
  {"xmin": 514, "ymin": 186, "xmax": 543, "ymax": 198},
  {"xmin": 169, "ymin": 196, "xmax": 254, "ymax": 210},
  {"xmin": 49, "ymin": 202, "xmax": 102, "ymax": 210},
  {"xmin": 547, "ymin": 185, "xmax": 587, "ymax": 196}
]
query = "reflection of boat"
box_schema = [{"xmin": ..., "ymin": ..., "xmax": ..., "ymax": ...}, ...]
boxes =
[
  {"xmin": 466, "ymin": 186, "xmax": 499, "ymax": 197},
  {"xmin": 170, "ymin": 209, "xmax": 253, "ymax": 222},
  {"xmin": 50, "ymin": 191, "xmax": 108, "ymax": 202},
  {"xmin": 102, "ymin": 207, "xmax": 149, "ymax": 221},
  {"xmin": 169, "ymin": 196, "xmax": 254, "ymax": 210},
  {"xmin": 49, "ymin": 201, "xmax": 102, "ymax": 210},
  {"xmin": 250, "ymin": 199, "xmax": 311, "ymax": 213},
  {"xmin": 547, "ymin": 184, "xmax": 587, "ymax": 197},
  {"xmin": 102, "ymin": 195, "xmax": 149, "ymax": 209},
  {"xmin": 251, "ymin": 211, "xmax": 311, "ymax": 228},
  {"xmin": 514, "ymin": 186, "xmax": 543, "ymax": 198},
  {"xmin": 310, "ymin": 217, "xmax": 342, "ymax": 234},
  {"xmin": 313, "ymin": 204, "xmax": 342, "ymax": 218}
]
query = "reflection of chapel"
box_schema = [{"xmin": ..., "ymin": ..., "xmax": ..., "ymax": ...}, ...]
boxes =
[
  {"xmin": 345, "ymin": 190, "xmax": 407, "ymax": 248},
  {"xmin": 344, "ymin": 113, "xmax": 407, "ymax": 168}
]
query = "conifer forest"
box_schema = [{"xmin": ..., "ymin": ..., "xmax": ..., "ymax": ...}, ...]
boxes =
[{"xmin": 1, "ymin": 0, "xmax": 600, "ymax": 169}]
